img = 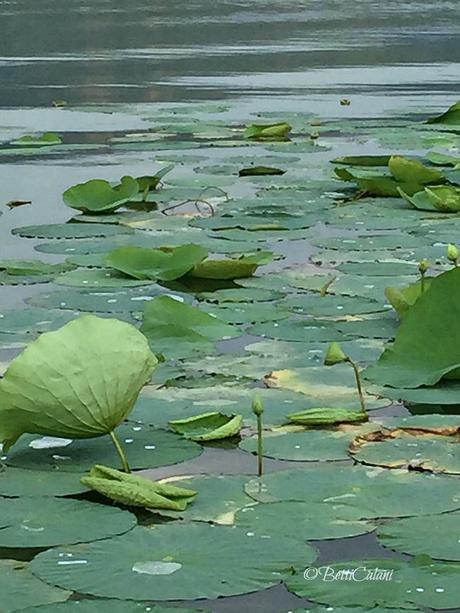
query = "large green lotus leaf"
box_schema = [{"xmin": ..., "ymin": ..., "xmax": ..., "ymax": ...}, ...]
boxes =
[
  {"xmin": 265, "ymin": 364, "xmax": 389, "ymax": 411},
  {"xmin": 0, "ymin": 272, "xmax": 55, "ymax": 287},
  {"xmin": 30, "ymin": 524, "xmax": 316, "ymax": 600},
  {"xmin": 286, "ymin": 558, "xmax": 460, "ymax": 609},
  {"xmin": 235, "ymin": 500, "xmax": 375, "ymax": 540},
  {"xmin": 169, "ymin": 411, "xmax": 242, "ymax": 442},
  {"xmin": 197, "ymin": 287, "xmax": 283, "ymax": 303},
  {"xmin": 188, "ymin": 251, "xmax": 273, "ymax": 280},
  {"xmin": 336, "ymin": 260, "xmax": 419, "ymax": 277},
  {"xmin": 426, "ymin": 151, "xmax": 460, "ymax": 166},
  {"xmin": 21, "ymin": 602, "xmax": 208, "ymax": 613},
  {"xmin": 0, "ymin": 308, "xmax": 78, "ymax": 335},
  {"xmin": 0, "ymin": 497, "xmax": 136, "ymax": 548},
  {"xmin": 364, "ymin": 267, "xmax": 460, "ymax": 388},
  {"xmin": 384, "ymin": 278, "xmax": 432, "ymax": 316},
  {"xmin": 0, "ymin": 466, "xmax": 88, "ymax": 497},
  {"xmin": 335, "ymin": 314, "xmax": 397, "ymax": 340},
  {"xmin": 310, "ymin": 234, "xmax": 426, "ymax": 251},
  {"xmin": 63, "ymin": 176, "xmax": 139, "ymax": 213},
  {"xmin": 12, "ymin": 223, "xmax": 134, "ymax": 239},
  {"xmin": 0, "ymin": 316, "xmax": 157, "ymax": 450},
  {"xmin": 239, "ymin": 428, "xmax": 353, "ymax": 461},
  {"xmin": 350, "ymin": 429, "xmax": 460, "ymax": 475},
  {"xmin": 377, "ymin": 380, "xmax": 460, "ymax": 406},
  {"xmin": 5, "ymin": 424, "xmax": 201, "ymax": 472},
  {"xmin": 398, "ymin": 187, "xmax": 439, "ymax": 211},
  {"xmin": 249, "ymin": 320, "xmax": 345, "ymax": 343},
  {"xmin": 201, "ymin": 302, "xmax": 288, "ymax": 325},
  {"xmin": 0, "ymin": 560, "xmax": 70, "ymax": 613},
  {"xmin": 427, "ymin": 100, "xmax": 460, "ymax": 125},
  {"xmin": 244, "ymin": 465, "xmax": 460, "ymax": 518},
  {"xmin": 378, "ymin": 512, "xmax": 460, "ymax": 561},
  {"xmin": 0, "ymin": 259, "xmax": 75, "ymax": 276},
  {"xmin": 105, "ymin": 244, "xmax": 208, "ymax": 281},
  {"xmin": 141, "ymin": 296, "xmax": 238, "ymax": 342},
  {"xmin": 388, "ymin": 155, "xmax": 445, "ymax": 185},
  {"xmin": 155, "ymin": 475, "xmax": 252, "ymax": 524}
]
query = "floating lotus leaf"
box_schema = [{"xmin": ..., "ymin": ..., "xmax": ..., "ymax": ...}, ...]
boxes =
[
  {"xmin": 334, "ymin": 168, "xmax": 420, "ymax": 197},
  {"xmin": 427, "ymin": 100, "xmax": 460, "ymax": 125},
  {"xmin": 188, "ymin": 251, "xmax": 273, "ymax": 280},
  {"xmin": 0, "ymin": 560, "xmax": 70, "ymax": 613},
  {"xmin": 30, "ymin": 524, "xmax": 316, "ymax": 601},
  {"xmin": 425, "ymin": 185, "xmax": 460, "ymax": 212},
  {"xmin": 169, "ymin": 411, "xmax": 242, "ymax": 441},
  {"xmin": 0, "ymin": 259, "xmax": 75, "ymax": 276},
  {"xmin": 388, "ymin": 155, "xmax": 444, "ymax": 185},
  {"xmin": 63, "ymin": 176, "xmax": 139, "ymax": 213},
  {"xmin": 235, "ymin": 500, "xmax": 375, "ymax": 540},
  {"xmin": 332, "ymin": 154, "xmax": 391, "ymax": 166},
  {"xmin": 286, "ymin": 557, "xmax": 460, "ymax": 609},
  {"xmin": 81, "ymin": 465, "xmax": 197, "ymax": 510},
  {"xmin": 55, "ymin": 269, "xmax": 154, "ymax": 288},
  {"xmin": 105, "ymin": 244, "xmax": 208, "ymax": 281},
  {"xmin": 0, "ymin": 496, "xmax": 136, "ymax": 547},
  {"xmin": 12, "ymin": 223, "xmax": 133, "ymax": 239},
  {"xmin": 11, "ymin": 132, "xmax": 62, "ymax": 146},
  {"xmin": 287, "ymin": 407, "xmax": 367, "ymax": 426},
  {"xmin": 378, "ymin": 512, "xmax": 460, "ymax": 561},
  {"xmin": 244, "ymin": 122, "xmax": 292, "ymax": 139},
  {"xmin": 350, "ymin": 426, "xmax": 460, "ymax": 475},
  {"xmin": 5, "ymin": 424, "xmax": 201, "ymax": 472},
  {"xmin": 238, "ymin": 166, "xmax": 285, "ymax": 176},
  {"xmin": 398, "ymin": 187, "xmax": 439, "ymax": 211},
  {"xmin": 365, "ymin": 268, "xmax": 460, "ymax": 388},
  {"xmin": 0, "ymin": 466, "xmax": 88, "ymax": 497},
  {"xmin": 0, "ymin": 315, "xmax": 157, "ymax": 451},
  {"xmin": 21, "ymin": 602, "xmax": 208, "ymax": 613}
]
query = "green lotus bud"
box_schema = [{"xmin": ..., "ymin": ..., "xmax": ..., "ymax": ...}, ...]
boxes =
[
  {"xmin": 324, "ymin": 342, "xmax": 348, "ymax": 366},
  {"xmin": 252, "ymin": 396, "xmax": 264, "ymax": 416},
  {"xmin": 447, "ymin": 243, "xmax": 459, "ymax": 265},
  {"xmin": 418, "ymin": 258, "xmax": 429, "ymax": 275}
]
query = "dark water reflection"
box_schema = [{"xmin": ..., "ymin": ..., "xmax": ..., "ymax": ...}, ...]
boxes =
[{"xmin": 1, "ymin": 0, "xmax": 459, "ymax": 106}]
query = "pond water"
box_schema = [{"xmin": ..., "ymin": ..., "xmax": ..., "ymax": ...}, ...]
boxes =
[{"xmin": 1, "ymin": 2, "xmax": 460, "ymax": 613}]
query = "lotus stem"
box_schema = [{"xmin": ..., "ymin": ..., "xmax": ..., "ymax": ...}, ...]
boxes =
[
  {"xmin": 319, "ymin": 276, "xmax": 336, "ymax": 297},
  {"xmin": 252, "ymin": 397, "xmax": 264, "ymax": 477},
  {"xmin": 346, "ymin": 357, "xmax": 367, "ymax": 415},
  {"xmin": 109, "ymin": 430, "xmax": 131, "ymax": 473}
]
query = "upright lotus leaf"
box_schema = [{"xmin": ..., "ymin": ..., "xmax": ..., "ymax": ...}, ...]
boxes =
[
  {"xmin": 424, "ymin": 185, "xmax": 460, "ymax": 212},
  {"xmin": 365, "ymin": 267, "xmax": 460, "ymax": 388},
  {"xmin": 332, "ymin": 154, "xmax": 391, "ymax": 166},
  {"xmin": 188, "ymin": 251, "xmax": 273, "ymax": 280},
  {"xmin": 105, "ymin": 244, "xmax": 208, "ymax": 281},
  {"xmin": 81, "ymin": 465, "xmax": 196, "ymax": 510},
  {"xmin": 397, "ymin": 187, "xmax": 438, "ymax": 211},
  {"xmin": 385, "ymin": 278, "xmax": 432, "ymax": 316},
  {"xmin": 388, "ymin": 155, "xmax": 444, "ymax": 185},
  {"xmin": 141, "ymin": 296, "xmax": 238, "ymax": 342},
  {"xmin": 427, "ymin": 100, "xmax": 460, "ymax": 124},
  {"xmin": 244, "ymin": 122, "xmax": 292, "ymax": 139},
  {"xmin": 334, "ymin": 168, "xmax": 420, "ymax": 197},
  {"xmin": 135, "ymin": 164, "xmax": 174, "ymax": 198},
  {"xmin": 0, "ymin": 316, "xmax": 157, "ymax": 451},
  {"xmin": 63, "ymin": 176, "xmax": 139, "ymax": 213},
  {"xmin": 169, "ymin": 412, "xmax": 243, "ymax": 441}
]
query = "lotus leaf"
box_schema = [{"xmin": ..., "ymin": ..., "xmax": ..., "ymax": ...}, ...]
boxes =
[
  {"xmin": 238, "ymin": 166, "xmax": 285, "ymax": 176},
  {"xmin": 365, "ymin": 267, "xmax": 460, "ymax": 388},
  {"xmin": 287, "ymin": 407, "xmax": 367, "ymax": 425},
  {"xmin": 388, "ymin": 155, "xmax": 444, "ymax": 185},
  {"xmin": 105, "ymin": 244, "xmax": 208, "ymax": 281},
  {"xmin": 384, "ymin": 278, "xmax": 432, "ymax": 316},
  {"xmin": 0, "ymin": 315, "xmax": 157, "ymax": 451},
  {"xmin": 11, "ymin": 132, "xmax": 62, "ymax": 146},
  {"xmin": 63, "ymin": 176, "xmax": 139, "ymax": 213},
  {"xmin": 424, "ymin": 185, "xmax": 460, "ymax": 212},
  {"xmin": 334, "ymin": 167, "xmax": 420, "ymax": 197},
  {"xmin": 81, "ymin": 465, "xmax": 197, "ymax": 510},
  {"xmin": 169, "ymin": 412, "xmax": 242, "ymax": 441},
  {"xmin": 427, "ymin": 100, "xmax": 460, "ymax": 124},
  {"xmin": 188, "ymin": 251, "xmax": 273, "ymax": 280},
  {"xmin": 332, "ymin": 154, "xmax": 391, "ymax": 166},
  {"xmin": 244, "ymin": 122, "xmax": 292, "ymax": 139},
  {"xmin": 0, "ymin": 259, "xmax": 75, "ymax": 276}
]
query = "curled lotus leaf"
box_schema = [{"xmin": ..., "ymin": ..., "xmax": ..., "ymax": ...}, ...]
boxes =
[
  {"xmin": 0, "ymin": 315, "xmax": 157, "ymax": 451},
  {"xmin": 169, "ymin": 411, "xmax": 243, "ymax": 442},
  {"xmin": 63, "ymin": 176, "xmax": 139, "ymax": 213},
  {"xmin": 388, "ymin": 155, "xmax": 444, "ymax": 185},
  {"xmin": 188, "ymin": 251, "xmax": 273, "ymax": 280},
  {"xmin": 244, "ymin": 122, "xmax": 292, "ymax": 139}
]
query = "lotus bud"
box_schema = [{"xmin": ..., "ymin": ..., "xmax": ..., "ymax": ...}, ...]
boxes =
[
  {"xmin": 252, "ymin": 396, "xmax": 264, "ymax": 416},
  {"xmin": 447, "ymin": 243, "xmax": 459, "ymax": 266},
  {"xmin": 418, "ymin": 258, "xmax": 429, "ymax": 275},
  {"xmin": 324, "ymin": 342, "xmax": 348, "ymax": 366}
]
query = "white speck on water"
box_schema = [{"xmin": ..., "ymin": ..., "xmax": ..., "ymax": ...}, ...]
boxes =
[
  {"xmin": 58, "ymin": 560, "xmax": 88, "ymax": 565},
  {"xmin": 107, "ymin": 299, "xmax": 118, "ymax": 303},
  {"xmin": 131, "ymin": 296, "xmax": 154, "ymax": 302},
  {"xmin": 29, "ymin": 437, "xmax": 73, "ymax": 450},
  {"xmin": 132, "ymin": 561, "xmax": 181, "ymax": 575},
  {"xmin": 435, "ymin": 588, "xmax": 445, "ymax": 593},
  {"xmin": 246, "ymin": 532, "xmax": 255, "ymax": 536},
  {"xmin": 416, "ymin": 587, "xmax": 424, "ymax": 592},
  {"xmin": 144, "ymin": 445, "xmax": 156, "ymax": 450},
  {"xmin": 52, "ymin": 455, "xmax": 72, "ymax": 461},
  {"xmin": 124, "ymin": 439, "xmax": 134, "ymax": 443},
  {"xmin": 132, "ymin": 426, "xmax": 142, "ymax": 431},
  {"xmin": 60, "ymin": 302, "xmax": 67, "ymax": 307},
  {"xmin": 294, "ymin": 445, "xmax": 301, "ymax": 449},
  {"xmin": 21, "ymin": 522, "xmax": 44, "ymax": 532}
]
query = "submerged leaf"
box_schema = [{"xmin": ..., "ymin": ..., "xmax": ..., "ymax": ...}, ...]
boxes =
[
  {"xmin": 63, "ymin": 176, "xmax": 139, "ymax": 213},
  {"xmin": 0, "ymin": 316, "xmax": 157, "ymax": 451},
  {"xmin": 169, "ymin": 412, "xmax": 243, "ymax": 441}
]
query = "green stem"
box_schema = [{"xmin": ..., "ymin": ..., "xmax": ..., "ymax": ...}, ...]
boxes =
[
  {"xmin": 109, "ymin": 430, "xmax": 131, "ymax": 473},
  {"xmin": 347, "ymin": 358, "xmax": 367, "ymax": 415},
  {"xmin": 420, "ymin": 272, "xmax": 426, "ymax": 294},
  {"xmin": 256, "ymin": 413, "xmax": 263, "ymax": 478}
]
